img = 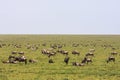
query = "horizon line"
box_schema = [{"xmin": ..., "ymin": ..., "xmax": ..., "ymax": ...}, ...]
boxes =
[{"xmin": 0, "ymin": 33, "xmax": 120, "ymax": 35}]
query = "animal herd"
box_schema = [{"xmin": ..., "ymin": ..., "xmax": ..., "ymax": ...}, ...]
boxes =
[
  {"xmin": 40, "ymin": 47, "xmax": 118, "ymax": 66},
  {"xmin": 1, "ymin": 43, "xmax": 119, "ymax": 67}
]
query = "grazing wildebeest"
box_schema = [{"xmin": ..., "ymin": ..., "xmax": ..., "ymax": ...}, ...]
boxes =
[
  {"xmin": 63, "ymin": 50, "xmax": 69, "ymax": 55},
  {"xmin": 72, "ymin": 43, "xmax": 79, "ymax": 47},
  {"xmin": 14, "ymin": 44, "xmax": 21, "ymax": 48},
  {"xmin": 49, "ymin": 59, "xmax": 54, "ymax": 63},
  {"xmin": 61, "ymin": 50, "xmax": 69, "ymax": 55},
  {"xmin": 85, "ymin": 52, "xmax": 94, "ymax": 57},
  {"xmin": 81, "ymin": 57, "xmax": 92, "ymax": 64},
  {"xmin": 111, "ymin": 52, "xmax": 118, "ymax": 55},
  {"xmin": 31, "ymin": 46, "xmax": 39, "ymax": 51},
  {"xmin": 112, "ymin": 47, "xmax": 116, "ymax": 50},
  {"xmin": 57, "ymin": 49, "xmax": 63, "ymax": 53},
  {"xmin": 15, "ymin": 56, "xmax": 27, "ymax": 64},
  {"xmin": 57, "ymin": 49, "xmax": 68, "ymax": 55},
  {"xmin": 72, "ymin": 62, "xmax": 84, "ymax": 66},
  {"xmin": 48, "ymin": 51, "xmax": 56, "ymax": 58},
  {"xmin": 12, "ymin": 51, "xmax": 17, "ymax": 54},
  {"xmin": 42, "ymin": 43, "xmax": 46, "ymax": 46},
  {"xmin": 64, "ymin": 56, "xmax": 70, "ymax": 65},
  {"xmin": 72, "ymin": 50, "xmax": 80, "ymax": 55},
  {"xmin": 89, "ymin": 49, "xmax": 95, "ymax": 53},
  {"xmin": 72, "ymin": 62, "xmax": 80, "ymax": 66},
  {"xmin": 41, "ymin": 49, "xmax": 47, "ymax": 54},
  {"xmin": 29, "ymin": 59, "xmax": 38, "ymax": 63},
  {"xmin": 41, "ymin": 49, "xmax": 56, "ymax": 57},
  {"xmin": 8, "ymin": 55, "xmax": 27, "ymax": 64},
  {"xmin": 57, "ymin": 44, "xmax": 63, "ymax": 49},
  {"xmin": 107, "ymin": 56, "xmax": 115, "ymax": 63},
  {"xmin": 50, "ymin": 44, "xmax": 57, "ymax": 49},
  {"xmin": 18, "ymin": 51, "xmax": 24, "ymax": 55}
]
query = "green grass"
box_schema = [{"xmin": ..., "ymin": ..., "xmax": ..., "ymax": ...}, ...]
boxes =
[{"xmin": 0, "ymin": 35, "xmax": 120, "ymax": 80}]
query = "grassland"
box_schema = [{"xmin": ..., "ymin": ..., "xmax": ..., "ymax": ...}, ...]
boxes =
[{"xmin": 0, "ymin": 35, "xmax": 120, "ymax": 80}]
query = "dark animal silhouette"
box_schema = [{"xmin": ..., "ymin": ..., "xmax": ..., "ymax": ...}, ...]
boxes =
[
  {"xmin": 81, "ymin": 57, "xmax": 92, "ymax": 64},
  {"xmin": 49, "ymin": 59, "xmax": 54, "ymax": 63},
  {"xmin": 107, "ymin": 56, "xmax": 115, "ymax": 63},
  {"xmin": 85, "ymin": 52, "xmax": 94, "ymax": 57},
  {"xmin": 111, "ymin": 52, "xmax": 118, "ymax": 55},
  {"xmin": 64, "ymin": 56, "xmax": 70, "ymax": 65},
  {"xmin": 29, "ymin": 59, "xmax": 37, "ymax": 63},
  {"xmin": 8, "ymin": 55, "xmax": 27, "ymax": 64},
  {"xmin": 12, "ymin": 51, "xmax": 17, "ymax": 54},
  {"xmin": 72, "ymin": 50, "xmax": 80, "ymax": 55}
]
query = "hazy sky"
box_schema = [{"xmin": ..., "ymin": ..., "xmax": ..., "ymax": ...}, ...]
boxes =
[{"xmin": 0, "ymin": 0, "xmax": 120, "ymax": 34}]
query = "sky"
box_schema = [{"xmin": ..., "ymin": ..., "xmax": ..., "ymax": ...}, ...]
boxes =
[{"xmin": 0, "ymin": 0, "xmax": 120, "ymax": 34}]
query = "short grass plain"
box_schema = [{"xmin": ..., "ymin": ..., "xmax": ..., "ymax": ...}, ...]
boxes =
[{"xmin": 0, "ymin": 35, "xmax": 120, "ymax": 80}]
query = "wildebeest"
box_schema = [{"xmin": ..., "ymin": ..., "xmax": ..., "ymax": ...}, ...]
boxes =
[
  {"xmin": 49, "ymin": 59, "xmax": 54, "ymax": 63},
  {"xmin": 31, "ymin": 46, "xmax": 39, "ymax": 51},
  {"xmin": 111, "ymin": 52, "xmax": 118, "ymax": 55},
  {"xmin": 81, "ymin": 57, "xmax": 92, "ymax": 64},
  {"xmin": 72, "ymin": 43, "xmax": 79, "ymax": 47},
  {"xmin": 48, "ymin": 51, "xmax": 56, "ymax": 58},
  {"xmin": 72, "ymin": 62, "xmax": 84, "ymax": 66},
  {"xmin": 29, "ymin": 59, "xmax": 38, "ymax": 63},
  {"xmin": 85, "ymin": 52, "xmax": 94, "ymax": 57},
  {"xmin": 72, "ymin": 62, "xmax": 80, "ymax": 66},
  {"xmin": 41, "ymin": 49, "xmax": 51, "ymax": 55},
  {"xmin": 89, "ymin": 49, "xmax": 95, "ymax": 53},
  {"xmin": 57, "ymin": 50, "xmax": 68, "ymax": 55},
  {"xmin": 64, "ymin": 56, "xmax": 70, "ymax": 65},
  {"xmin": 14, "ymin": 44, "xmax": 22, "ymax": 48},
  {"xmin": 11, "ymin": 51, "xmax": 17, "ymax": 54},
  {"xmin": 8, "ymin": 55, "xmax": 27, "ymax": 64},
  {"xmin": 57, "ymin": 44, "xmax": 63, "ymax": 49},
  {"xmin": 2, "ymin": 60, "xmax": 10, "ymax": 64},
  {"xmin": 72, "ymin": 50, "xmax": 80, "ymax": 55},
  {"xmin": 41, "ymin": 49, "xmax": 56, "ymax": 58},
  {"xmin": 106, "ymin": 56, "xmax": 115, "ymax": 63},
  {"xmin": 41, "ymin": 49, "xmax": 47, "ymax": 54},
  {"xmin": 111, "ymin": 47, "xmax": 116, "ymax": 50},
  {"xmin": 18, "ymin": 51, "xmax": 24, "ymax": 55},
  {"xmin": 50, "ymin": 44, "xmax": 57, "ymax": 49},
  {"xmin": 42, "ymin": 43, "xmax": 46, "ymax": 46}
]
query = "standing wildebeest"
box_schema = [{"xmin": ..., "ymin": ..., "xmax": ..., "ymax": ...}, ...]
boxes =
[
  {"xmin": 81, "ymin": 57, "xmax": 92, "ymax": 64},
  {"xmin": 106, "ymin": 56, "xmax": 115, "ymax": 63},
  {"xmin": 64, "ymin": 56, "xmax": 70, "ymax": 65},
  {"xmin": 72, "ymin": 50, "xmax": 80, "ymax": 56}
]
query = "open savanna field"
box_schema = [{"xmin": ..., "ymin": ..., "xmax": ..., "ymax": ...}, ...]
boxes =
[{"xmin": 0, "ymin": 35, "xmax": 120, "ymax": 80}]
